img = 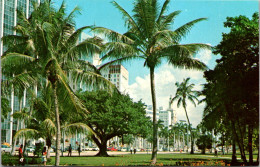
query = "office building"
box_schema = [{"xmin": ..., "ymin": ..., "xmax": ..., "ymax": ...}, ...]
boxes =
[
  {"xmin": 101, "ymin": 65, "xmax": 129, "ymax": 93},
  {"xmin": 1, "ymin": 0, "xmax": 44, "ymax": 144}
]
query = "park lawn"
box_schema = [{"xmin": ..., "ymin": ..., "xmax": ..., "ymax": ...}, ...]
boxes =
[
  {"xmin": 48, "ymin": 153, "xmax": 232, "ymax": 166},
  {"xmin": 217, "ymin": 153, "xmax": 258, "ymax": 160}
]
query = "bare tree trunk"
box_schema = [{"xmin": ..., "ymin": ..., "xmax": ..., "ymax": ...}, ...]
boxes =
[
  {"xmin": 150, "ymin": 67, "xmax": 158, "ymax": 165},
  {"xmin": 54, "ymin": 82, "xmax": 61, "ymax": 166},
  {"xmin": 231, "ymin": 135, "xmax": 237, "ymax": 164},
  {"xmin": 248, "ymin": 124, "xmax": 253, "ymax": 165},
  {"xmin": 92, "ymin": 136, "xmax": 109, "ymax": 157}
]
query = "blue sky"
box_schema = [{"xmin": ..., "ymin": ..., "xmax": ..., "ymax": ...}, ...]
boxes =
[{"xmin": 53, "ymin": 0, "xmax": 258, "ymax": 126}]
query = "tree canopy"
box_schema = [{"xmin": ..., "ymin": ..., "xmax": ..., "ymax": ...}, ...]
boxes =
[{"xmin": 77, "ymin": 90, "xmax": 151, "ymax": 156}]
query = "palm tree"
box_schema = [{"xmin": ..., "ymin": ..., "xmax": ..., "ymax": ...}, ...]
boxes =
[
  {"xmin": 2, "ymin": 1, "xmax": 114, "ymax": 165},
  {"xmin": 93, "ymin": 0, "xmax": 209, "ymax": 163},
  {"xmin": 171, "ymin": 77, "xmax": 199, "ymax": 154}
]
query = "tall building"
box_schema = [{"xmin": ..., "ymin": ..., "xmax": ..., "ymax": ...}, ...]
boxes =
[
  {"xmin": 0, "ymin": 0, "xmax": 43, "ymax": 144},
  {"xmin": 157, "ymin": 96, "xmax": 177, "ymax": 128},
  {"xmin": 0, "ymin": 0, "xmax": 42, "ymax": 56},
  {"xmin": 145, "ymin": 105, "xmax": 159, "ymax": 121},
  {"xmin": 101, "ymin": 65, "xmax": 129, "ymax": 93},
  {"xmin": 159, "ymin": 107, "xmax": 172, "ymax": 128}
]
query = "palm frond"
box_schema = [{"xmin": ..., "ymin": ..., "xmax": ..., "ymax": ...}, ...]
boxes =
[
  {"xmin": 62, "ymin": 123, "xmax": 97, "ymax": 139},
  {"xmin": 174, "ymin": 18, "xmax": 207, "ymax": 42},
  {"xmin": 92, "ymin": 27, "xmax": 134, "ymax": 44},
  {"xmin": 42, "ymin": 119, "xmax": 56, "ymax": 136},
  {"xmin": 156, "ymin": 0, "xmax": 170, "ymax": 24},
  {"xmin": 13, "ymin": 129, "xmax": 39, "ymax": 140},
  {"xmin": 112, "ymin": 1, "xmax": 141, "ymax": 35}
]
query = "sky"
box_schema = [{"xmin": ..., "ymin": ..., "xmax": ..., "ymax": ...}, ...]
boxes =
[{"xmin": 53, "ymin": 0, "xmax": 258, "ymax": 127}]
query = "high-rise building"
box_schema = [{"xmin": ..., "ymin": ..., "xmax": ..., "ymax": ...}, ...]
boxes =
[
  {"xmin": 101, "ymin": 65, "xmax": 129, "ymax": 93},
  {"xmin": 157, "ymin": 96, "xmax": 177, "ymax": 128},
  {"xmin": 0, "ymin": 0, "xmax": 44, "ymax": 144},
  {"xmin": 0, "ymin": 0, "xmax": 43, "ymax": 56}
]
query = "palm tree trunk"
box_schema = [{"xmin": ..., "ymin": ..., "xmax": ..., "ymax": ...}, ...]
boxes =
[
  {"xmin": 183, "ymin": 106, "xmax": 194, "ymax": 154},
  {"xmin": 11, "ymin": 98, "xmax": 22, "ymax": 155},
  {"xmin": 53, "ymin": 82, "xmax": 61, "ymax": 166},
  {"xmin": 150, "ymin": 67, "xmax": 158, "ymax": 165}
]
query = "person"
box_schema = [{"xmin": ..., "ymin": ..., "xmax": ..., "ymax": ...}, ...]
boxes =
[
  {"xmin": 130, "ymin": 147, "xmax": 133, "ymax": 154},
  {"xmin": 78, "ymin": 145, "xmax": 81, "ymax": 156},
  {"xmin": 68, "ymin": 144, "xmax": 72, "ymax": 156},
  {"xmin": 18, "ymin": 144, "xmax": 24, "ymax": 166},
  {"xmin": 134, "ymin": 148, "xmax": 136, "ymax": 154},
  {"xmin": 42, "ymin": 146, "xmax": 47, "ymax": 166},
  {"xmin": 214, "ymin": 147, "xmax": 218, "ymax": 157}
]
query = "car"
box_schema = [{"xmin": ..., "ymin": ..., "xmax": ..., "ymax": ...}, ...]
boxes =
[
  {"xmin": 107, "ymin": 147, "xmax": 118, "ymax": 151},
  {"xmin": 82, "ymin": 147, "xmax": 91, "ymax": 151},
  {"xmin": 26, "ymin": 146, "xmax": 35, "ymax": 152},
  {"xmin": 1, "ymin": 145, "xmax": 12, "ymax": 153},
  {"xmin": 92, "ymin": 147, "xmax": 99, "ymax": 151},
  {"xmin": 121, "ymin": 147, "xmax": 127, "ymax": 152}
]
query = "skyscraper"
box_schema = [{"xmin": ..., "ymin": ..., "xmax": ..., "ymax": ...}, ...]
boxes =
[
  {"xmin": 0, "ymin": 0, "xmax": 43, "ymax": 145},
  {"xmin": 101, "ymin": 65, "xmax": 129, "ymax": 93}
]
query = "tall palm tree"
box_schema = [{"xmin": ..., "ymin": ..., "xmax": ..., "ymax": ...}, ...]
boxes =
[
  {"xmin": 171, "ymin": 77, "xmax": 199, "ymax": 154},
  {"xmin": 2, "ymin": 1, "xmax": 114, "ymax": 165},
  {"xmin": 93, "ymin": 0, "xmax": 209, "ymax": 163}
]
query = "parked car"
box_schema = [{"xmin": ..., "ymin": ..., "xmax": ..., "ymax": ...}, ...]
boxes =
[
  {"xmin": 107, "ymin": 147, "xmax": 118, "ymax": 151},
  {"xmin": 1, "ymin": 145, "xmax": 12, "ymax": 153},
  {"xmin": 121, "ymin": 147, "xmax": 127, "ymax": 152},
  {"xmin": 26, "ymin": 146, "xmax": 35, "ymax": 152},
  {"xmin": 82, "ymin": 147, "xmax": 91, "ymax": 151},
  {"xmin": 92, "ymin": 147, "xmax": 99, "ymax": 151}
]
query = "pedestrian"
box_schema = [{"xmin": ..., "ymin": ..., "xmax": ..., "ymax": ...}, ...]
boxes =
[
  {"xmin": 18, "ymin": 144, "xmax": 24, "ymax": 166},
  {"xmin": 214, "ymin": 148, "xmax": 218, "ymax": 157},
  {"xmin": 130, "ymin": 147, "xmax": 133, "ymax": 154},
  {"xmin": 68, "ymin": 144, "xmax": 72, "ymax": 156},
  {"xmin": 134, "ymin": 148, "xmax": 136, "ymax": 154},
  {"xmin": 78, "ymin": 145, "xmax": 81, "ymax": 156},
  {"xmin": 42, "ymin": 146, "xmax": 47, "ymax": 166}
]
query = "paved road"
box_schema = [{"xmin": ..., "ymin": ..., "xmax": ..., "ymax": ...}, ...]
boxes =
[{"xmin": 32, "ymin": 151, "xmax": 187, "ymax": 157}]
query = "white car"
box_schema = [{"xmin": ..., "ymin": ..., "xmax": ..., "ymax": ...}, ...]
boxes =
[
  {"xmin": 121, "ymin": 147, "xmax": 127, "ymax": 152},
  {"xmin": 1, "ymin": 145, "xmax": 12, "ymax": 153}
]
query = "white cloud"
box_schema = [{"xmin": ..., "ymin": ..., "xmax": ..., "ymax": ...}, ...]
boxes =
[
  {"xmin": 196, "ymin": 49, "xmax": 212, "ymax": 65},
  {"xmin": 128, "ymin": 64, "xmax": 207, "ymax": 127}
]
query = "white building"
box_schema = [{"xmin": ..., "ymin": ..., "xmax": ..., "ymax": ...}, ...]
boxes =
[
  {"xmin": 101, "ymin": 65, "xmax": 129, "ymax": 93},
  {"xmin": 159, "ymin": 108, "xmax": 172, "ymax": 128},
  {"xmin": 145, "ymin": 105, "xmax": 159, "ymax": 121},
  {"xmin": 157, "ymin": 96, "xmax": 177, "ymax": 128}
]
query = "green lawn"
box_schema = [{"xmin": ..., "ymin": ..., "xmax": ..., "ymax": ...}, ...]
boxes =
[{"xmin": 47, "ymin": 153, "xmax": 234, "ymax": 166}]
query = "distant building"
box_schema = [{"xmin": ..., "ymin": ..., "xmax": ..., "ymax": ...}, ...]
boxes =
[
  {"xmin": 158, "ymin": 96, "xmax": 177, "ymax": 128},
  {"xmin": 159, "ymin": 109, "xmax": 172, "ymax": 128},
  {"xmin": 101, "ymin": 65, "xmax": 129, "ymax": 93},
  {"xmin": 145, "ymin": 105, "xmax": 159, "ymax": 121}
]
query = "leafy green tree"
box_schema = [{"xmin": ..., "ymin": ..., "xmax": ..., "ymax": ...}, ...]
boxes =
[
  {"xmin": 93, "ymin": 0, "xmax": 209, "ymax": 163},
  {"xmin": 77, "ymin": 90, "xmax": 151, "ymax": 156},
  {"xmin": 201, "ymin": 12, "xmax": 259, "ymax": 165},
  {"xmin": 171, "ymin": 77, "xmax": 198, "ymax": 154},
  {"xmin": 196, "ymin": 134, "xmax": 212, "ymax": 154}
]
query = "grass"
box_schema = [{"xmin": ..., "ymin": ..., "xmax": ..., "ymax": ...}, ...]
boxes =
[{"xmin": 47, "ymin": 153, "xmax": 235, "ymax": 166}]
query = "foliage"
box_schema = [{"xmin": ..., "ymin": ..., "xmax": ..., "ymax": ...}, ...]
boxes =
[
  {"xmin": 196, "ymin": 134, "xmax": 213, "ymax": 154},
  {"xmin": 34, "ymin": 143, "xmax": 44, "ymax": 157},
  {"xmin": 77, "ymin": 90, "xmax": 151, "ymax": 156},
  {"xmin": 200, "ymin": 12, "xmax": 259, "ymax": 164}
]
